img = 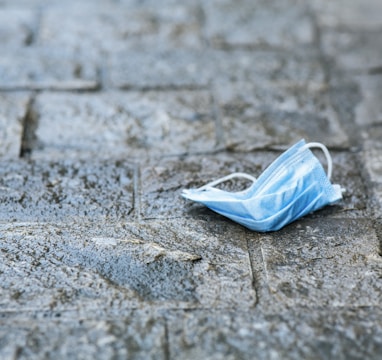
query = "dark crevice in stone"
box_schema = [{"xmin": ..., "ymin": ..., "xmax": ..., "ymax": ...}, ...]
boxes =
[
  {"xmin": 373, "ymin": 220, "xmax": 382, "ymax": 257},
  {"xmin": 163, "ymin": 319, "xmax": 171, "ymax": 360},
  {"xmin": 368, "ymin": 66, "xmax": 382, "ymax": 75},
  {"xmin": 246, "ymin": 238, "xmax": 259, "ymax": 307},
  {"xmin": 19, "ymin": 95, "xmax": 39, "ymax": 159}
]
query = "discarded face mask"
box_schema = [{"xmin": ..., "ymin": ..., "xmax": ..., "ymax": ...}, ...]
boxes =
[{"xmin": 182, "ymin": 139, "xmax": 344, "ymax": 232}]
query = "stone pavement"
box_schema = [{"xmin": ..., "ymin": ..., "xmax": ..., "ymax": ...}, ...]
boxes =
[{"xmin": 1, "ymin": 0, "xmax": 382, "ymax": 358}]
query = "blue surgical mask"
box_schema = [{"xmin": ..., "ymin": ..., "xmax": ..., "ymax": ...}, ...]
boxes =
[{"xmin": 182, "ymin": 139, "xmax": 344, "ymax": 232}]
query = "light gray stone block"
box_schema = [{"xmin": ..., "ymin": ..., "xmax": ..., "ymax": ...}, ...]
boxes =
[
  {"xmin": 355, "ymin": 75, "xmax": 382, "ymax": 126},
  {"xmin": 38, "ymin": 3, "xmax": 203, "ymax": 55},
  {"xmin": 249, "ymin": 218, "xmax": 382, "ymax": 310},
  {"xmin": 0, "ymin": 314, "xmax": 167, "ymax": 360},
  {"xmin": 167, "ymin": 308, "xmax": 382, "ymax": 360},
  {"xmin": 32, "ymin": 91, "xmax": 216, "ymax": 159},
  {"xmin": 0, "ymin": 160, "xmax": 134, "ymax": 222},
  {"xmin": 321, "ymin": 29, "xmax": 382, "ymax": 73},
  {"xmin": 313, "ymin": 0, "xmax": 382, "ymax": 30},
  {"xmin": 203, "ymin": 0, "xmax": 314, "ymax": 49},
  {"xmin": 0, "ymin": 48, "xmax": 98, "ymax": 90}
]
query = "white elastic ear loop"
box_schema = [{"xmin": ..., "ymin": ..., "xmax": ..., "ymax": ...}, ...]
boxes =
[
  {"xmin": 197, "ymin": 172, "xmax": 257, "ymax": 192},
  {"xmin": 303, "ymin": 142, "xmax": 333, "ymax": 180}
]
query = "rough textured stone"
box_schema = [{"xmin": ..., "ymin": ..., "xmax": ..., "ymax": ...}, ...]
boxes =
[
  {"xmin": 107, "ymin": 50, "xmax": 212, "ymax": 90},
  {"xmin": 361, "ymin": 137, "xmax": 382, "ymax": 216},
  {"xmin": 355, "ymin": 74, "xmax": 382, "ymax": 126},
  {"xmin": 0, "ymin": 219, "xmax": 255, "ymax": 311},
  {"xmin": 0, "ymin": 314, "xmax": 167, "ymax": 360},
  {"xmin": 0, "ymin": 92, "xmax": 29, "ymax": 159},
  {"xmin": 167, "ymin": 308, "xmax": 382, "ymax": 360},
  {"xmin": 215, "ymin": 82, "xmax": 349, "ymax": 150},
  {"xmin": 0, "ymin": 0, "xmax": 381, "ymax": 358},
  {"xmin": 0, "ymin": 48, "xmax": 98, "ymax": 90},
  {"xmin": 203, "ymin": 0, "xmax": 314, "ymax": 49},
  {"xmin": 38, "ymin": 3, "xmax": 203, "ymax": 54},
  {"xmin": 126, "ymin": 219, "xmax": 256, "ymax": 309},
  {"xmin": 313, "ymin": 0, "xmax": 382, "ymax": 30},
  {"xmin": 321, "ymin": 29, "xmax": 382, "ymax": 74},
  {"xmin": 107, "ymin": 49, "xmax": 289, "ymax": 90},
  {"xmin": 0, "ymin": 160, "xmax": 134, "ymax": 222},
  {"xmin": 249, "ymin": 218, "xmax": 382, "ymax": 310},
  {"xmin": 32, "ymin": 91, "xmax": 216, "ymax": 159}
]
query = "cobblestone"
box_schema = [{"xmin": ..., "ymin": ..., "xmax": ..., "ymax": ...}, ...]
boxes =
[
  {"xmin": 1, "ymin": 0, "xmax": 382, "ymax": 358},
  {"xmin": 0, "ymin": 160, "xmax": 134, "ymax": 222},
  {"xmin": 0, "ymin": 48, "xmax": 98, "ymax": 91},
  {"xmin": 203, "ymin": 0, "xmax": 314, "ymax": 50},
  {"xmin": 32, "ymin": 91, "xmax": 216, "ymax": 160}
]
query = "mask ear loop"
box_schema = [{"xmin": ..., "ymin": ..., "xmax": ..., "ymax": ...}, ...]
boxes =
[
  {"xmin": 303, "ymin": 142, "xmax": 333, "ymax": 181},
  {"xmin": 197, "ymin": 172, "xmax": 257, "ymax": 192}
]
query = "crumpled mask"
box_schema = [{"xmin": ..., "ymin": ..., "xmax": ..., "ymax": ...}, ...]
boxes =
[{"xmin": 182, "ymin": 139, "xmax": 344, "ymax": 232}]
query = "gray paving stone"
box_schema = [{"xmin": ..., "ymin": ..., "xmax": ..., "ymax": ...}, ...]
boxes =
[
  {"xmin": 107, "ymin": 50, "xmax": 212, "ymax": 90},
  {"xmin": 328, "ymin": 82, "xmax": 362, "ymax": 144},
  {"xmin": 167, "ymin": 307, "xmax": 382, "ymax": 360},
  {"xmin": 215, "ymin": 49, "xmax": 320, "ymax": 87},
  {"xmin": 32, "ymin": 91, "xmax": 216, "ymax": 159},
  {"xmin": 0, "ymin": 8, "xmax": 36, "ymax": 46},
  {"xmin": 248, "ymin": 218, "xmax": 382, "ymax": 310},
  {"xmin": 355, "ymin": 74, "xmax": 382, "ymax": 127},
  {"xmin": 107, "ymin": 49, "xmax": 289, "ymax": 90},
  {"xmin": 215, "ymin": 81, "xmax": 349, "ymax": 150},
  {"xmin": 0, "ymin": 0, "xmax": 381, "ymax": 357},
  {"xmin": 0, "ymin": 160, "xmax": 134, "ymax": 222},
  {"xmin": 361, "ymin": 136, "xmax": 382, "ymax": 216},
  {"xmin": 0, "ymin": 92, "xmax": 29, "ymax": 159},
  {"xmin": 203, "ymin": 0, "xmax": 314, "ymax": 49},
  {"xmin": 313, "ymin": 0, "xmax": 382, "ymax": 30},
  {"xmin": 38, "ymin": 3, "xmax": 203, "ymax": 55},
  {"xmin": 0, "ymin": 48, "xmax": 98, "ymax": 90},
  {"xmin": 126, "ymin": 219, "xmax": 256, "ymax": 309},
  {"xmin": 0, "ymin": 314, "xmax": 167, "ymax": 360},
  {"xmin": 321, "ymin": 29, "xmax": 382, "ymax": 74},
  {"xmin": 0, "ymin": 219, "xmax": 255, "ymax": 312}
]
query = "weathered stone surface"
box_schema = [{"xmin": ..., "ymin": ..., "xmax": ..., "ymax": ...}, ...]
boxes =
[
  {"xmin": 38, "ymin": 3, "xmax": 203, "ymax": 54},
  {"xmin": 313, "ymin": 0, "xmax": 382, "ymax": 30},
  {"xmin": 0, "ymin": 219, "xmax": 255, "ymax": 312},
  {"xmin": 127, "ymin": 219, "xmax": 256, "ymax": 308},
  {"xmin": 0, "ymin": 314, "xmax": 167, "ymax": 360},
  {"xmin": 167, "ymin": 308, "xmax": 382, "ymax": 360},
  {"xmin": 249, "ymin": 218, "xmax": 382, "ymax": 310},
  {"xmin": 107, "ymin": 50, "xmax": 212, "ymax": 89},
  {"xmin": 107, "ymin": 49, "xmax": 291, "ymax": 90},
  {"xmin": 321, "ymin": 29, "xmax": 382, "ymax": 74},
  {"xmin": 361, "ymin": 135, "xmax": 382, "ymax": 216},
  {"xmin": 0, "ymin": 48, "xmax": 98, "ymax": 90},
  {"xmin": 0, "ymin": 8, "xmax": 35, "ymax": 46},
  {"xmin": 0, "ymin": 0, "xmax": 381, "ymax": 357},
  {"xmin": 203, "ymin": 0, "xmax": 314, "ymax": 49},
  {"xmin": 215, "ymin": 81, "xmax": 349, "ymax": 150},
  {"xmin": 0, "ymin": 92, "xmax": 29, "ymax": 159},
  {"xmin": 355, "ymin": 74, "xmax": 382, "ymax": 126},
  {"xmin": 32, "ymin": 91, "xmax": 216, "ymax": 159},
  {"xmin": 0, "ymin": 160, "xmax": 134, "ymax": 222}
]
